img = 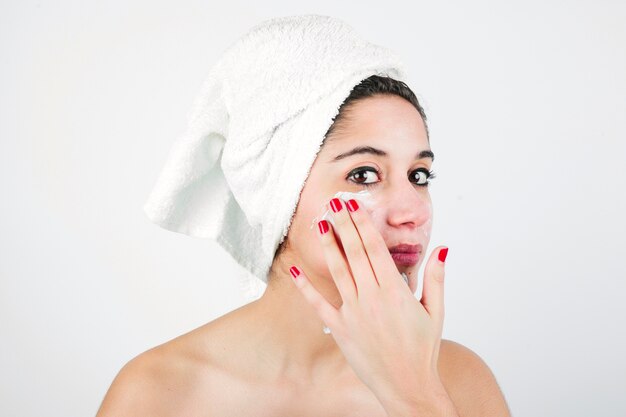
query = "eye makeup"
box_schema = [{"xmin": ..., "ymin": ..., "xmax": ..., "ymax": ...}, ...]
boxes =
[{"xmin": 346, "ymin": 166, "xmax": 436, "ymax": 188}]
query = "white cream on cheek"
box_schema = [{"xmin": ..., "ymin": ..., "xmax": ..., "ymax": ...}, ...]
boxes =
[
  {"xmin": 308, "ymin": 189, "xmax": 433, "ymax": 287},
  {"xmin": 309, "ymin": 188, "xmax": 433, "ymax": 243},
  {"xmin": 308, "ymin": 189, "xmax": 377, "ymax": 230}
]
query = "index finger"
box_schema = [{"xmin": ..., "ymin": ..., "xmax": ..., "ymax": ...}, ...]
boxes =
[
  {"xmin": 345, "ymin": 198, "xmax": 405, "ymax": 291},
  {"xmin": 327, "ymin": 197, "xmax": 380, "ymax": 299}
]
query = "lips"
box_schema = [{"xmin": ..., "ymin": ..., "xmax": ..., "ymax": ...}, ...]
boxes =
[
  {"xmin": 388, "ymin": 243, "xmax": 421, "ymax": 253},
  {"xmin": 389, "ymin": 243, "xmax": 422, "ymax": 266}
]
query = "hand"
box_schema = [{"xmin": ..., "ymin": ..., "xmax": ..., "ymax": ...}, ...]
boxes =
[{"xmin": 289, "ymin": 197, "xmax": 451, "ymax": 411}]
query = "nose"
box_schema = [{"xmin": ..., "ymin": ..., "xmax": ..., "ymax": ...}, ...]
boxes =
[{"xmin": 382, "ymin": 180, "xmax": 431, "ymax": 228}]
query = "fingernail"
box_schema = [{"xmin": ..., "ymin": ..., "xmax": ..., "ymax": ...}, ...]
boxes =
[
  {"xmin": 347, "ymin": 199, "xmax": 359, "ymax": 212},
  {"xmin": 289, "ymin": 265, "xmax": 300, "ymax": 278},
  {"xmin": 318, "ymin": 220, "xmax": 329, "ymax": 234},
  {"xmin": 438, "ymin": 247, "xmax": 449, "ymax": 263},
  {"xmin": 330, "ymin": 198, "xmax": 343, "ymax": 213}
]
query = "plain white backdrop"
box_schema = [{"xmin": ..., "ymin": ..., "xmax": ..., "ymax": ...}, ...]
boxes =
[{"xmin": 1, "ymin": 1, "xmax": 625, "ymax": 416}]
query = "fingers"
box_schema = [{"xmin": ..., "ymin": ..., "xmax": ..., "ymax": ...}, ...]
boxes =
[
  {"xmin": 327, "ymin": 198, "xmax": 379, "ymax": 298},
  {"xmin": 317, "ymin": 218, "xmax": 359, "ymax": 305},
  {"xmin": 420, "ymin": 246, "xmax": 448, "ymax": 328},
  {"xmin": 289, "ymin": 265, "xmax": 340, "ymax": 331},
  {"xmin": 342, "ymin": 198, "xmax": 405, "ymax": 291}
]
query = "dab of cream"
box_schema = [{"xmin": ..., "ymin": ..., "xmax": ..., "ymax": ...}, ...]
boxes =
[{"xmin": 309, "ymin": 189, "xmax": 377, "ymax": 230}]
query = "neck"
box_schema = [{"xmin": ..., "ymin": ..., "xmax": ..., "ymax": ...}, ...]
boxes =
[{"xmin": 246, "ymin": 253, "xmax": 348, "ymax": 383}]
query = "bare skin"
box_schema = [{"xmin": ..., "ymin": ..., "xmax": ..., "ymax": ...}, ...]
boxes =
[
  {"xmin": 97, "ymin": 95, "xmax": 511, "ymax": 416},
  {"xmin": 96, "ymin": 306, "xmax": 508, "ymax": 416}
]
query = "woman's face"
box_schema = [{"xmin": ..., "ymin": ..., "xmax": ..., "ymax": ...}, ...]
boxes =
[{"xmin": 286, "ymin": 94, "xmax": 434, "ymax": 295}]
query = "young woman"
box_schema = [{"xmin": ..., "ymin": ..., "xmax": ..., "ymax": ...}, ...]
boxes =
[
  {"xmin": 96, "ymin": 74, "xmax": 511, "ymax": 416},
  {"xmin": 97, "ymin": 12, "xmax": 514, "ymax": 415}
]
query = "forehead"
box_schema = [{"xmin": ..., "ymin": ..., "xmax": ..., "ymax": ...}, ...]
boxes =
[{"xmin": 323, "ymin": 94, "xmax": 429, "ymax": 151}]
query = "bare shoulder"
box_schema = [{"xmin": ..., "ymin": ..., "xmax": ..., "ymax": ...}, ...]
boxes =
[
  {"xmin": 95, "ymin": 302, "xmax": 265, "ymax": 417},
  {"xmin": 95, "ymin": 349, "xmax": 171, "ymax": 417},
  {"xmin": 95, "ymin": 328, "xmax": 220, "ymax": 417},
  {"xmin": 438, "ymin": 339, "xmax": 512, "ymax": 417}
]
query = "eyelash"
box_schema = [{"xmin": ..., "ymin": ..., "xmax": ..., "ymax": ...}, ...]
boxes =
[{"xmin": 346, "ymin": 166, "xmax": 436, "ymax": 188}]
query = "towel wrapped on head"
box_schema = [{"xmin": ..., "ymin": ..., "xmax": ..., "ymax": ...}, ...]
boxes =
[{"xmin": 142, "ymin": 14, "xmax": 410, "ymax": 301}]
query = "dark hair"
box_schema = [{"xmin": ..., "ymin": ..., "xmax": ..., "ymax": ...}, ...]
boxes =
[
  {"xmin": 324, "ymin": 74, "xmax": 430, "ymax": 143},
  {"xmin": 269, "ymin": 74, "xmax": 429, "ymax": 277}
]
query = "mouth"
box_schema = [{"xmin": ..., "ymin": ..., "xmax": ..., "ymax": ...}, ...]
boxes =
[{"xmin": 388, "ymin": 243, "xmax": 422, "ymax": 266}]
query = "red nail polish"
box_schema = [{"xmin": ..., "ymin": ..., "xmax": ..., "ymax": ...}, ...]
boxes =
[
  {"xmin": 330, "ymin": 198, "xmax": 343, "ymax": 213},
  {"xmin": 438, "ymin": 248, "xmax": 449, "ymax": 263},
  {"xmin": 347, "ymin": 199, "xmax": 359, "ymax": 212},
  {"xmin": 318, "ymin": 220, "xmax": 329, "ymax": 234},
  {"xmin": 289, "ymin": 266, "xmax": 300, "ymax": 278}
]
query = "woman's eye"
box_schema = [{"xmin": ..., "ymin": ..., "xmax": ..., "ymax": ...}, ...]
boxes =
[
  {"xmin": 412, "ymin": 169, "xmax": 432, "ymax": 186},
  {"xmin": 346, "ymin": 167, "xmax": 380, "ymax": 185},
  {"xmin": 346, "ymin": 166, "xmax": 436, "ymax": 188}
]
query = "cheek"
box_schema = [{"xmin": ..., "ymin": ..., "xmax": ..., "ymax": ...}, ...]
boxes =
[
  {"xmin": 422, "ymin": 200, "xmax": 434, "ymax": 242},
  {"xmin": 294, "ymin": 219, "xmax": 334, "ymax": 277},
  {"xmin": 287, "ymin": 200, "xmax": 331, "ymax": 266},
  {"xmin": 291, "ymin": 201, "xmax": 345, "ymax": 277}
]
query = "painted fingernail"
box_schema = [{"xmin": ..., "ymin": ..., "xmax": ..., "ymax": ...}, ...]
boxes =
[
  {"xmin": 318, "ymin": 220, "xmax": 329, "ymax": 234},
  {"xmin": 330, "ymin": 198, "xmax": 343, "ymax": 213},
  {"xmin": 438, "ymin": 247, "xmax": 449, "ymax": 263},
  {"xmin": 347, "ymin": 199, "xmax": 359, "ymax": 212},
  {"xmin": 289, "ymin": 266, "xmax": 300, "ymax": 278}
]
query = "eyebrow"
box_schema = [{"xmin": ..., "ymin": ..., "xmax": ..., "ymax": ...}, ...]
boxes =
[{"xmin": 329, "ymin": 146, "xmax": 435, "ymax": 163}]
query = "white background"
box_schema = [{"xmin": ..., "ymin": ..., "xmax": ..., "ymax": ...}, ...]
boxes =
[{"xmin": 1, "ymin": 1, "xmax": 625, "ymax": 416}]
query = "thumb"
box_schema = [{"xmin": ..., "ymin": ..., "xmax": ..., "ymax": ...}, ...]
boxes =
[{"xmin": 420, "ymin": 246, "xmax": 448, "ymax": 326}]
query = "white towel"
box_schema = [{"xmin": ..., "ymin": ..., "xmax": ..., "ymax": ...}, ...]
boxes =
[{"xmin": 142, "ymin": 14, "xmax": 410, "ymax": 302}]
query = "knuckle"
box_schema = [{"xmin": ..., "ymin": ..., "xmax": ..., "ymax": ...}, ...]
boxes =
[
  {"xmin": 382, "ymin": 284, "xmax": 404, "ymax": 306},
  {"xmin": 344, "ymin": 240, "xmax": 362, "ymax": 259},
  {"xmin": 369, "ymin": 236, "xmax": 389, "ymax": 259},
  {"xmin": 310, "ymin": 294, "xmax": 325, "ymax": 310},
  {"xmin": 350, "ymin": 211, "xmax": 364, "ymax": 226},
  {"xmin": 320, "ymin": 234, "xmax": 334, "ymax": 248},
  {"xmin": 333, "ymin": 210, "xmax": 350, "ymax": 225},
  {"xmin": 386, "ymin": 284, "xmax": 406, "ymax": 304}
]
